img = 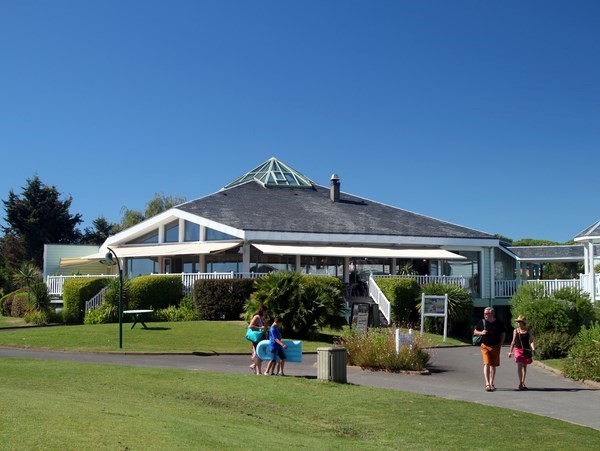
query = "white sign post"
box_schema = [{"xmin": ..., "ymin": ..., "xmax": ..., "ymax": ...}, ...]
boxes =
[{"xmin": 420, "ymin": 293, "xmax": 448, "ymax": 342}]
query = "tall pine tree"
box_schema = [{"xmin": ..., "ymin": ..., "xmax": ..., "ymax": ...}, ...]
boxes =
[{"xmin": 2, "ymin": 176, "xmax": 82, "ymax": 267}]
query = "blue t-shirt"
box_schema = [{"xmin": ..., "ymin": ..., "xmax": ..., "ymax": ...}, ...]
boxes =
[{"xmin": 269, "ymin": 324, "xmax": 282, "ymax": 352}]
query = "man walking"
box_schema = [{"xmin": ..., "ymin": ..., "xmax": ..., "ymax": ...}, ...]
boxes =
[{"xmin": 474, "ymin": 307, "xmax": 505, "ymax": 392}]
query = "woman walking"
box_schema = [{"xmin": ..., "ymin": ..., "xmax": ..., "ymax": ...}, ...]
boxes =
[
  {"xmin": 508, "ymin": 315, "xmax": 535, "ymax": 390},
  {"xmin": 248, "ymin": 305, "xmax": 268, "ymax": 375}
]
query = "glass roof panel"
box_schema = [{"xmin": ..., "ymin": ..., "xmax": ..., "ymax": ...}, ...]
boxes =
[{"xmin": 223, "ymin": 157, "xmax": 315, "ymax": 189}]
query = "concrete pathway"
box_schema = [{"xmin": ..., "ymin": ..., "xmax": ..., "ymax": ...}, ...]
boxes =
[{"xmin": 1, "ymin": 345, "xmax": 598, "ymax": 430}]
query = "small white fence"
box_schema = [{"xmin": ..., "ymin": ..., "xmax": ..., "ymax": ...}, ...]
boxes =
[
  {"xmin": 375, "ymin": 274, "xmax": 469, "ymax": 289},
  {"xmin": 47, "ymin": 271, "xmax": 267, "ymax": 298},
  {"xmin": 495, "ymin": 275, "xmax": 599, "ymax": 301},
  {"xmin": 47, "ymin": 274, "xmax": 118, "ymax": 296}
]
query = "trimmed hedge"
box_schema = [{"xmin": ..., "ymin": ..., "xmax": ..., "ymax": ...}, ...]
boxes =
[
  {"xmin": 128, "ymin": 275, "xmax": 184, "ymax": 310},
  {"xmin": 10, "ymin": 292, "xmax": 29, "ymax": 318},
  {"xmin": 1, "ymin": 288, "xmax": 27, "ymax": 316},
  {"xmin": 375, "ymin": 277, "xmax": 420, "ymax": 325},
  {"xmin": 195, "ymin": 278, "xmax": 255, "ymax": 320},
  {"xmin": 63, "ymin": 278, "xmax": 112, "ymax": 324}
]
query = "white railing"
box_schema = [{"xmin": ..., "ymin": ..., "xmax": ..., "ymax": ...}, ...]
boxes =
[
  {"xmin": 495, "ymin": 277, "xmax": 596, "ymax": 299},
  {"xmin": 85, "ymin": 287, "xmax": 108, "ymax": 312},
  {"xmin": 46, "ymin": 274, "xmax": 118, "ymax": 296},
  {"xmin": 368, "ymin": 275, "xmax": 391, "ymax": 324},
  {"xmin": 375, "ymin": 274, "xmax": 469, "ymax": 289},
  {"xmin": 579, "ymin": 273, "xmax": 600, "ymax": 301},
  {"xmin": 48, "ymin": 272, "xmax": 269, "ymax": 297}
]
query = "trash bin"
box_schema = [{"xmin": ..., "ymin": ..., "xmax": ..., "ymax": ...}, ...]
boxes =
[{"xmin": 317, "ymin": 347, "xmax": 347, "ymax": 383}]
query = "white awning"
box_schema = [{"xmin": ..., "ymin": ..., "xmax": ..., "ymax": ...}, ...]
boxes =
[
  {"xmin": 60, "ymin": 242, "xmax": 242, "ymax": 267},
  {"xmin": 251, "ymin": 244, "xmax": 466, "ymax": 260}
]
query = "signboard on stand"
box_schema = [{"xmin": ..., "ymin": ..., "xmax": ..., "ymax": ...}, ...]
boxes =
[
  {"xmin": 420, "ymin": 294, "xmax": 448, "ymax": 342},
  {"xmin": 351, "ymin": 303, "xmax": 370, "ymax": 333}
]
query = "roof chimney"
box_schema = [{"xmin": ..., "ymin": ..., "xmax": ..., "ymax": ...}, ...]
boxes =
[{"xmin": 330, "ymin": 173, "xmax": 340, "ymax": 202}]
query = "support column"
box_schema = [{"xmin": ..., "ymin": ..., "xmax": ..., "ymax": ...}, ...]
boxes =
[
  {"xmin": 241, "ymin": 243, "xmax": 251, "ymax": 273},
  {"xmin": 343, "ymin": 257, "xmax": 350, "ymax": 283}
]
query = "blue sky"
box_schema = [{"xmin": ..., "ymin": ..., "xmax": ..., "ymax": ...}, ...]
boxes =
[{"xmin": 1, "ymin": 0, "xmax": 598, "ymax": 243}]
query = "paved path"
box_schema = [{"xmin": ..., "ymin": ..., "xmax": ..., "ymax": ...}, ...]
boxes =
[{"xmin": 1, "ymin": 345, "xmax": 598, "ymax": 430}]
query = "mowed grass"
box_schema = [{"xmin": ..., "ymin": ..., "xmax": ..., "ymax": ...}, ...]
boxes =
[
  {"xmin": 0, "ymin": 318, "xmax": 466, "ymax": 352},
  {"xmin": 0, "ymin": 320, "xmax": 336, "ymax": 352},
  {"xmin": 1, "ymin": 358, "xmax": 598, "ymax": 450}
]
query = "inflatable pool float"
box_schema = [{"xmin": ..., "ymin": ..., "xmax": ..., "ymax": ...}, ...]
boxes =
[{"xmin": 256, "ymin": 340, "xmax": 302, "ymax": 362}]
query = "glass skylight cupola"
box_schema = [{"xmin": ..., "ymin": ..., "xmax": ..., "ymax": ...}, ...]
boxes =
[{"xmin": 223, "ymin": 157, "xmax": 315, "ymax": 189}]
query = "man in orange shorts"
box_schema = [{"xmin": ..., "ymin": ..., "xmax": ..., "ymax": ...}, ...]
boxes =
[{"xmin": 474, "ymin": 307, "xmax": 505, "ymax": 391}]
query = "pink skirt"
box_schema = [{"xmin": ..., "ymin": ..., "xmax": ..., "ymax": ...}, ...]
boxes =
[{"xmin": 514, "ymin": 347, "xmax": 533, "ymax": 365}]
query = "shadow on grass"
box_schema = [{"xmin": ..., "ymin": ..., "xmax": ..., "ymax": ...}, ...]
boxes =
[{"xmin": 141, "ymin": 327, "xmax": 171, "ymax": 331}]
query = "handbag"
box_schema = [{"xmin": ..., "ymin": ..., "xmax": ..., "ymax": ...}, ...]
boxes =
[
  {"xmin": 245, "ymin": 327, "xmax": 264, "ymax": 344},
  {"xmin": 517, "ymin": 330, "xmax": 533, "ymax": 359},
  {"xmin": 472, "ymin": 319, "xmax": 485, "ymax": 346}
]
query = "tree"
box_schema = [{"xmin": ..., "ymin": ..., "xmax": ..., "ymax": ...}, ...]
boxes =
[
  {"xmin": 2, "ymin": 176, "xmax": 82, "ymax": 267},
  {"xmin": 145, "ymin": 192, "xmax": 185, "ymax": 217},
  {"xmin": 80, "ymin": 216, "xmax": 118, "ymax": 245},
  {"xmin": 116, "ymin": 192, "xmax": 186, "ymax": 232},
  {"xmin": 512, "ymin": 238, "xmax": 560, "ymax": 246}
]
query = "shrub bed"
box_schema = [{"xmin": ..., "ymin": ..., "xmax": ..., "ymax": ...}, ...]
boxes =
[{"xmin": 338, "ymin": 327, "xmax": 430, "ymax": 371}]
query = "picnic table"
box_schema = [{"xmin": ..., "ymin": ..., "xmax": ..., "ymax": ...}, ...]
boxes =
[{"xmin": 122, "ymin": 309, "xmax": 153, "ymax": 329}]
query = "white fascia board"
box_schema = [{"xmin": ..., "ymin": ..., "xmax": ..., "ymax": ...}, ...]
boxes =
[
  {"xmin": 574, "ymin": 235, "xmax": 600, "ymax": 243},
  {"xmin": 104, "ymin": 210, "xmax": 178, "ymax": 248},
  {"xmin": 243, "ymin": 231, "xmax": 500, "ymax": 248},
  {"xmin": 104, "ymin": 210, "xmax": 246, "ymax": 250}
]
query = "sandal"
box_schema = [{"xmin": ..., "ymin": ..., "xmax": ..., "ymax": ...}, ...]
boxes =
[
  {"xmin": 518, "ymin": 384, "xmax": 523, "ymax": 390},
  {"xmin": 485, "ymin": 385, "xmax": 492, "ymax": 392}
]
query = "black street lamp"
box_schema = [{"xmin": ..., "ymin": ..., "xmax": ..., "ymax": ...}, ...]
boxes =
[{"xmin": 100, "ymin": 247, "xmax": 123, "ymax": 349}]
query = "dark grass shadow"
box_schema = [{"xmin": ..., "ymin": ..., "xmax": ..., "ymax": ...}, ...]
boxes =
[{"xmin": 140, "ymin": 326, "xmax": 171, "ymax": 331}]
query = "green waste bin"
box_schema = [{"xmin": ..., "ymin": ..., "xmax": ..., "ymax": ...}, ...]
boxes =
[{"xmin": 317, "ymin": 346, "xmax": 347, "ymax": 383}]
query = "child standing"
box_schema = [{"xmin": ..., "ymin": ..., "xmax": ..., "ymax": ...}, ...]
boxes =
[{"xmin": 264, "ymin": 316, "xmax": 287, "ymax": 376}]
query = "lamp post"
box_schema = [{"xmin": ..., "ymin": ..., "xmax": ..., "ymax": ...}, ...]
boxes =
[{"xmin": 100, "ymin": 247, "xmax": 123, "ymax": 349}]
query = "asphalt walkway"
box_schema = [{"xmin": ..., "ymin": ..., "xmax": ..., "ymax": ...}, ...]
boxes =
[{"xmin": 1, "ymin": 345, "xmax": 598, "ymax": 431}]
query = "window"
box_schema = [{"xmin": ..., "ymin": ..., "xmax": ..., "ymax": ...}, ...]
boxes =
[
  {"xmin": 164, "ymin": 220, "xmax": 179, "ymax": 243},
  {"xmin": 127, "ymin": 258, "xmax": 158, "ymax": 277},
  {"xmin": 184, "ymin": 221, "xmax": 200, "ymax": 242},
  {"xmin": 206, "ymin": 227, "xmax": 237, "ymax": 241},
  {"xmin": 128, "ymin": 230, "xmax": 158, "ymax": 244}
]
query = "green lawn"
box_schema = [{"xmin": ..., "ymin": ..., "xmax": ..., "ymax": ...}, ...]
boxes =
[
  {"xmin": 0, "ymin": 318, "xmax": 466, "ymax": 352},
  {"xmin": 0, "ymin": 315, "xmax": 27, "ymax": 328},
  {"xmin": 1, "ymin": 358, "xmax": 598, "ymax": 450}
]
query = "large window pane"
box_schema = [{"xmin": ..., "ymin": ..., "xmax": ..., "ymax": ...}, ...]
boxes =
[
  {"xmin": 184, "ymin": 221, "xmax": 200, "ymax": 242},
  {"xmin": 164, "ymin": 220, "xmax": 179, "ymax": 243},
  {"xmin": 127, "ymin": 258, "xmax": 158, "ymax": 277},
  {"xmin": 206, "ymin": 227, "xmax": 238, "ymax": 241},
  {"xmin": 128, "ymin": 230, "xmax": 158, "ymax": 244}
]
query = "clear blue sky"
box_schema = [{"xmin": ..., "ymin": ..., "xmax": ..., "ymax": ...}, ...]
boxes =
[{"xmin": 1, "ymin": 1, "xmax": 598, "ymax": 243}]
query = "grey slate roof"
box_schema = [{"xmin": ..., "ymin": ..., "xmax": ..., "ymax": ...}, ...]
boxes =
[
  {"xmin": 575, "ymin": 219, "xmax": 600, "ymax": 239},
  {"xmin": 507, "ymin": 245, "xmax": 600, "ymax": 262},
  {"xmin": 177, "ymin": 181, "xmax": 494, "ymax": 239}
]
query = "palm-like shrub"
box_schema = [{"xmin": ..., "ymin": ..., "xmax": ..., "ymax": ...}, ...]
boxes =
[
  {"xmin": 244, "ymin": 271, "xmax": 345, "ymax": 339},
  {"xmin": 417, "ymin": 282, "xmax": 473, "ymax": 337}
]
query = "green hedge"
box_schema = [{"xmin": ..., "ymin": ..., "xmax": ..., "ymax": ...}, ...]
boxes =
[
  {"xmin": 63, "ymin": 278, "xmax": 111, "ymax": 324},
  {"xmin": 128, "ymin": 275, "xmax": 184, "ymax": 310},
  {"xmin": 194, "ymin": 278, "xmax": 255, "ymax": 320},
  {"xmin": 375, "ymin": 277, "xmax": 420, "ymax": 325},
  {"xmin": 562, "ymin": 323, "xmax": 600, "ymax": 382},
  {"xmin": 1, "ymin": 288, "xmax": 27, "ymax": 316},
  {"xmin": 10, "ymin": 292, "xmax": 29, "ymax": 318}
]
